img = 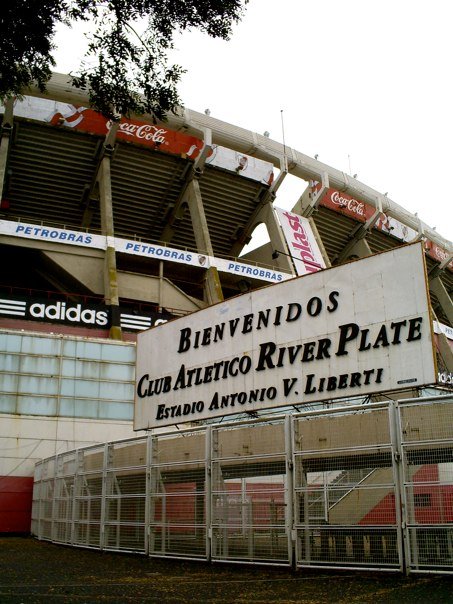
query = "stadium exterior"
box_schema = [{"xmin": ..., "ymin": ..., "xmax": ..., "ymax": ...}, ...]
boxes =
[{"xmin": 1, "ymin": 74, "xmax": 452, "ymax": 570}]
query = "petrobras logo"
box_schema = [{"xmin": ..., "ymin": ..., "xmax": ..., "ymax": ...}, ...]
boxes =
[{"xmin": 29, "ymin": 301, "xmax": 109, "ymax": 326}]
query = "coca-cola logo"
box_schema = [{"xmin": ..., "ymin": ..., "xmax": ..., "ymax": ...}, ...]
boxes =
[
  {"xmin": 432, "ymin": 245, "xmax": 448, "ymax": 261},
  {"xmin": 330, "ymin": 191, "xmax": 365, "ymax": 217},
  {"xmin": 107, "ymin": 120, "xmax": 168, "ymax": 145}
]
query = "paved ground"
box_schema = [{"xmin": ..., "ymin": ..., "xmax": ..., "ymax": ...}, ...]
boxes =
[{"xmin": 0, "ymin": 536, "xmax": 452, "ymax": 603}]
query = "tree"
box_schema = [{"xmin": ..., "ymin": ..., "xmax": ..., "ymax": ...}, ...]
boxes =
[{"xmin": 0, "ymin": 0, "xmax": 248, "ymax": 120}]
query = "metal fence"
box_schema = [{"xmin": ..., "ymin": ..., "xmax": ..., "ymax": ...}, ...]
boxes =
[{"xmin": 32, "ymin": 395, "xmax": 453, "ymax": 574}]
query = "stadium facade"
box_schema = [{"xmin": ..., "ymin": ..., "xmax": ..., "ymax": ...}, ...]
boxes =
[{"xmin": 1, "ymin": 73, "xmax": 452, "ymax": 534}]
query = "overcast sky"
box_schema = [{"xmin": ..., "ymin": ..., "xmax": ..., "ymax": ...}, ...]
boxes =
[{"xmin": 54, "ymin": 0, "xmax": 453, "ymax": 245}]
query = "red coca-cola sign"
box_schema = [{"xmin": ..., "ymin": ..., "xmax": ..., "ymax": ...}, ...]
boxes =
[
  {"xmin": 319, "ymin": 187, "xmax": 375, "ymax": 223},
  {"xmin": 425, "ymin": 240, "xmax": 453, "ymax": 271},
  {"xmin": 48, "ymin": 105, "xmax": 204, "ymax": 159}
]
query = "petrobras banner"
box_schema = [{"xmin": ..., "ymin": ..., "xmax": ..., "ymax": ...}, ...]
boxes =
[
  {"xmin": 274, "ymin": 208, "xmax": 326, "ymax": 276},
  {"xmin": 212, "ymin": 257, "xmax": 291, "ymax": 283},
  {"xmin": 433, "ymin": 321, "xmax": 453, "ymax": 341},
  {"xmin": 114, "ymin": 237, "xmax": 206, "ymax": 268},
  {"xmin": 0, "ymin": 219, "xmax": 106, "ymax": 249},
  {"xmin": 134, "ymin": 243, "xmax": 436, "ymax": 429},
  {"xmin": 0, "ymin": 219, "xmax": 289, "ymax": 284}
]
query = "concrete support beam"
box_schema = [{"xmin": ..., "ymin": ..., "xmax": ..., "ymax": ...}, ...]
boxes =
[
  {"xmin": 98, "ymin": 157, "xmax": 122, "ymax": 340},
  {"xmin": 262, "ymin": 202, "xmax": 295, "ymax": 275},
  {"xmin": 297, "ymin": 172, "xmax": 329, "ymax": 218},
  {"xmin": 429, "ymin": 275, "xmax": 453, "ymax": 326},
  {"xmin": 0, "ymin": 98, "xmax": 14, "ymax": 197},
  {"xmin": 436, "ymin": 333, "xmax": 453, "ymax": 373},
  {"xmin": 228, "ymin": 168, "xmax": 287, "ymax": 258},
  {"xmin": 159, "ymin": 144, "xmax": 212, "ymax": 244},
  {"xmin": 185, "ymin": 178, "xmax": 223, "ymax": 304},
  {"xmin": 334, "ymin": 208, "xmax": 381, "ymax": 264}
]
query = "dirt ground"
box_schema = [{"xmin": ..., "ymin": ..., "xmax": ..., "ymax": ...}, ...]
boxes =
[{"xmin": 0, "ymin": 536, "xmax": 452, "ymax": 603}]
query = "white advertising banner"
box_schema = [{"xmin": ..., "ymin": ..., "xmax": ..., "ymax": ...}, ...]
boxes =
[
  {"xmin": 134, "ymin": 243, "xmax": 436, "ymax": 429},
  {"xmin": 205, "ymin": 145, "xmax": 274, "ymax": 185},
  {"xmin": 0, "ymin": 219, "xmax": 106, "ymax": 249},
  {"xmin": 274, "ymin": 208, "xmax": 326, "ymax": 276},
  {"xmin": 212, "ymin": 257, "xmax": 291, "ymax": 283},
  {"xmin": 0, "ymin": 219, "xmax": 291, "ymax": 283},
  {"xmin": 114, "ymin": 237, "xmax": 208, "ymax": 268}
]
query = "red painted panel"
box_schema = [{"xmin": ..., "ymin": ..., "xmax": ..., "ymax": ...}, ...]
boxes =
[{"xmin": 0, "ymin": 476, "xmax": 34, "ymax": 533}]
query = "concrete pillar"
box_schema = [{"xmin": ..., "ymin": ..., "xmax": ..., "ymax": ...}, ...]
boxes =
[
  {"xmin": 0, "ymin": 98, "xmax": 14, "ymax": 197},
  {"xmin": 261, "ymin": 202, "xmax": 295, "ymax": 275},
  {"xmin": 98, "ymin": 157, "xmax": 122, "ymax": 340},
  {"xmin": 186, "ymin": 178, "xmax": 224, "ymax": 305},
  {"xmin": 429, "ymin": 276, "xmax": 453, "ymax": 326}
]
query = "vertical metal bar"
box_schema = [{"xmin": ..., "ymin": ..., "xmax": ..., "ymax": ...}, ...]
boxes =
[
  {"xmin": 99, "ymin": 443, "xmax": 109, "ymax": 550},
  {"xmin": 205, "ymin": 426, "xmax": 212, "ymax": 561},
  {"xmin": 388, "ymin": 401, "xmax": 408, "ymax": 574},
  {"xmin": 285, "ymin": 414, "xmax": 295, "ymax": 567},
  {"xmin": 145, "ymin": 433, "xmax": 152, "ymax": 556},
  {"xmin": 50, "ymin": 454, "xmax": 60, "ymax": 543}
]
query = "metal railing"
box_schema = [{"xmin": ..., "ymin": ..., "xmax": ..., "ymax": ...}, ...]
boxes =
[{"xmin": 32, "ymin": 395, "xmax": 453, "ymax": 574}]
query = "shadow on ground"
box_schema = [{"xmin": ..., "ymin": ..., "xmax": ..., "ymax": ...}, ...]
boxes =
[{"xmin": 0, "ymin": 536, "xmax": 452, "ymax": 603}]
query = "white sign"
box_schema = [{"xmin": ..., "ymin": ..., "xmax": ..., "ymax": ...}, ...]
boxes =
[
  {"xmin": 0, "ymin": 219, "xmax": 106, "ymax": 249},
  {"xmin": 114, "ymin": 237, "xmax": 206, "ymax": 268},
  {"xmin": 434, "ymin": 321, "xmax": 453, "ymax": 341},
  {"xmin": 205, "ymin": 145, "xmax": 274, "ymax": 185},
  {"xmin": 274, "ymin": 208, "xmax": 326, "ymax": 276},
  {"xmin": 212, "ymin": 257, "xmax": 291, "ymax": 283},
  {"xmin": 134, "ymin": 243, "xmax": 436, "ymax": 429},
  {"xmin": 0, "ymin": 219, "xmax": 290, "ymax": 284}
]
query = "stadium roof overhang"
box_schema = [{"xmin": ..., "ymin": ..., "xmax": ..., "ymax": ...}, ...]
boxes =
[{"xmin": 0, "ymin": 73, "xmax": 451, "ymax": 330}]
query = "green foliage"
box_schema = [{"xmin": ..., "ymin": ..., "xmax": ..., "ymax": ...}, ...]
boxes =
[{"xmin": 0, "ymin": 0, "xmax": 248, "ymax": 120}]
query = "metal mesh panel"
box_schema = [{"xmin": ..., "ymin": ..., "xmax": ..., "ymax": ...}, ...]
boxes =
[
  {"xmin": 50, "ymin": 451, "xmax": 78, "ymax": 542},
  {"xmin": 294, "ymin": 406, "xmax": 401, "ymax": 570},
  {"xmin": 38, "ymin": 479, "xmax": 55, "ymax": 540},
  {"xmin": 149, "ymin": 431, "xmax": 207, "ymax": 559},
  {"xmin": 31, "ymin": 462, "xmax": 43, "ymax": 537},
  {"xmin": 211, "ymin": 421, "xmax": 290, "ymax": 564},
  {"xmin": 52, "ymin": 477, "xmax": 74, "ymax": 542},
  {"xmin": 399, "ymin": 399, "xmax": 453, "ymax": 572},
  {"xmin": 73, "ymin": 446, "xmax": 105, "ymax": 548},
  {"xmin": 104, "ymin": 439, "xmax": 147, "ymax": 552},
  {"xmin": 30, "ymin": 396, "xmax": 453, "ymax": 574}
]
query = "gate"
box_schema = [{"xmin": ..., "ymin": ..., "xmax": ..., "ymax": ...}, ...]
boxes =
[
  {"xmin": 211, "ymin": 417, "xmax": 292, "ymax": 564},
  {"xmin": 398, "ymin": 397, "xmax": 453, "ymax": 573},
  {"xmin": 293, "ymin": 403, "xmax": 403, "ymax": 571}
]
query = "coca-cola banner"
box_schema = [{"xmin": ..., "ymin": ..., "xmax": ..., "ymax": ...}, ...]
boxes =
[
  {"xmin": 318, "ymin": 186, "xmax": 376, "ymax": 223},
  {"xmin": 274, "ymin": 207, "xmax": 326, "ymax": 276},
  {"xmin": 9, "ymin": 96, "xmax": 204, "ymax": 158},
  {"xmin": 4, "ymin": 97, "xmax": 274, "ymax": 183},
  {"xmin": 310, "ymin": 183, "xmax": 452, "ymax": 273},
  {"xmin": 424, "ymin": 240, "xmax": 453, "ymax": 270}
]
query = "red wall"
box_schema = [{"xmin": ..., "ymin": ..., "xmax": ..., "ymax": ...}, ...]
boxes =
[{"xmin": 0, "ymin": 477, "xmax": 34, "ymax": 533}]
